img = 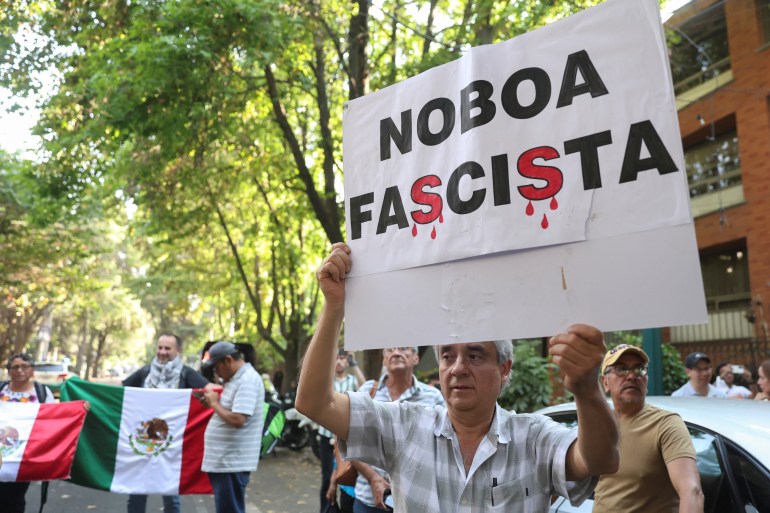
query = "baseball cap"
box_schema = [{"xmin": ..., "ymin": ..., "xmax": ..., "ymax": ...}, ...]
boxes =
[
  {"xmin": 684, "ymin": 352, "xmax": 710, "ymax": 369},
  {"xmin": 202, "ymin": 341, "xmax": 239, "ymax": 369},
  {"xmin": 601, "ymin": 344, "xmax": 650, "ymax": 374}
]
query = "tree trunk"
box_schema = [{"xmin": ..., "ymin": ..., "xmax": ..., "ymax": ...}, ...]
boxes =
[
  {"xmin": 84, "ymin": 332, "xmax": 97, "ymax": 381},
  {"xmin": 92, "ymin": 330, "xmax": 108, "ymax": 379},
  {"xmin": 75, "ymin": 312, "xmax": 89, "ymax": 378},
  {"xmin": 348, "ymin": 0, "xmax": 370, "ymax": 101}
]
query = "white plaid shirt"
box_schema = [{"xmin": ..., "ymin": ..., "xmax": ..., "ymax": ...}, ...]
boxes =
[
  {"xmin": 352, "ymin": 376, "xmax": 445, "ymax": 507},
  {"xmin": 340, "ymin": 392, "xmax": 596, "ymax": 513}
]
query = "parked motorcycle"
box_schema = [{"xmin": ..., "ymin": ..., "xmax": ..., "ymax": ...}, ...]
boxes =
[{"xmin": 280, "ymin": 391, "xmax": 320, "ymax": 457}]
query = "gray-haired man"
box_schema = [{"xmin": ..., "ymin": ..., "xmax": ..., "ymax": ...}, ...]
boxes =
[{"xmin": 296, "ymin": 242, "xmax": 619, "ymax": 513}]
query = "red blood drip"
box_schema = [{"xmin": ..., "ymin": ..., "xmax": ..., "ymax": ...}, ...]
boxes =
[
  {"xmin": 439, "ymin": 213, "xmax": 444, "ymax": 223},
  {"xmin": 431, "ymin": 226, "xmax": 437, "ymax": 239},
  {"xmin": 550, "ymin": 196, "xmax": 558, "ymax": 210},
  {"xmin": 525, "ymin": 201, "xmax": 534, "ymax": 216},
  {"xmin": 412, "ymin": 224, "xmax": 418, "ymax": 237},
  {"xmin": 541, "ymin": 213, "xmax": 549, "ymax": 229}
]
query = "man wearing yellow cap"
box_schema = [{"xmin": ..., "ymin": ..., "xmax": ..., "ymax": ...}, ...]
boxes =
[{"xmin": 593, "ymin": 344, "xmax": 704, "ymax": 513}]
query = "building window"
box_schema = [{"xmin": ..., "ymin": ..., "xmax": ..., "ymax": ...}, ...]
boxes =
[
  {"xmin": 699, "ymin": 244, "xmax": 750, "ymax": 312},
  {"xmin": 666, "ymin": 4, "xmax": 730, "ymax": 97},
  {"xmin": 760, "ymin": 0, "xmax": 770, "ymax": 45},
  {"xmin": 670, "ymin": 242, "xmax": 753, "ymax": 343},
  {"xmin": 685, "ymin": 126, "xmax": 743, "ymax": 217}
]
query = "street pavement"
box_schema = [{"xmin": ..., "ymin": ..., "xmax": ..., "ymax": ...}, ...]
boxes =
[{"xmin": 25, "ymin": 445, "xmax": 320, "ymax": 513}]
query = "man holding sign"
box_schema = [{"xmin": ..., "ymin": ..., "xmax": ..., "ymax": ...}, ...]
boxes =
[{"xmin": 297, "ymin": 243, "xmax": 619, "ymax": 513}]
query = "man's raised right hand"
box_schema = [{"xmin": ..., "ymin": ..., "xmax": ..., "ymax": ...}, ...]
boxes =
[{"xmin": 316, "ymin": 242, "xmax": 351, "ymax": 307}]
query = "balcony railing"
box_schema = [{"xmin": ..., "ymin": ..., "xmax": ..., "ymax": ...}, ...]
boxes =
[
  {"xmin": 674, "ymin": 57, "xmax": 732, "ymax": 110},
  {"xmin": 670, "ymin": 307, "xmax": 754, "ymax": 343}
]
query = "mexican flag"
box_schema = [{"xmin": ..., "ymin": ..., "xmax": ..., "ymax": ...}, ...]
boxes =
[
  {"xmin": 60, "ymin": 378, "xmax": 213, "ymax": 495},
  {"xmin": 0, "ymin": 400, "xmax": 87, "ymax": 482}
]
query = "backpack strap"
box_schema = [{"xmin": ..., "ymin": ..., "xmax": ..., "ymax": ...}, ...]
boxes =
[{"xmin": 33, "ymin": 381, "xmax": 49, "ymax": 403}]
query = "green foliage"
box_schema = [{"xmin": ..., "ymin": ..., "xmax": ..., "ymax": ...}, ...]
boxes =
[
  {"xmin": 662, "ymin": 343, "xmax": 688, "ymax": 395},
  {"xmin": 498, "ymin": 341, "xmax": 554, "ymax": 413},
  {"xmin": 2, "ymin": 0, "xmax": 610, "ymax": 382}
]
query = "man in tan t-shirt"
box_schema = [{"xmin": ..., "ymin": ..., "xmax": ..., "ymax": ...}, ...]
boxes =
[{"xmin": 593, "ymin": 345, "xmax": 704, "ymax": 513}]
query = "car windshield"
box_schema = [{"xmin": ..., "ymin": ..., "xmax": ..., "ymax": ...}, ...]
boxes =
[{"xmin": 34, "ymin": 364, "xmax": 65, "ymax": 372}]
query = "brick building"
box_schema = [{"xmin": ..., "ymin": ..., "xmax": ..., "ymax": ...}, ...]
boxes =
[{"xmin": 663, "ymin": 0, "xmax": 770, "ymax": 373}]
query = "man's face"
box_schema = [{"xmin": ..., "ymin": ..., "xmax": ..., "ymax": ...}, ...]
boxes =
[
  {"xmin": 382, "ymin": 347, "xmax": 419, "ymax": 375},
  {"xmin": 335, "ymin": 354, "xmax": 349, "ymax": 374},
  {"xmin": 719, "ymin": 364, "xmax": 734, "ymax": 386},
  {"xmin": 686, "ymin": 359, "xmax": 712, "ymax": 387},
  {"xmin": 214, "ymin": 356, "xmax": 234, "ymax": 382},
  {"xmin": 156, "ymin": 335, "xmax": 179, "ymax": 364},
  {"xmin": 438, "ymin": 342, "xmax": 511, "ymax": 414},
  {"xmin": 602, "ymin": 353, "xmax": 648, "ymax": 406}
]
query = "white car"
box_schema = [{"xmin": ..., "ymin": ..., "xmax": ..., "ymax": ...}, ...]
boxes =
[
  {"xmin": 537, "ymin": 397, "xmax": 770, "ymax": 513},
  {"xmin": 33, "ymin": 361, "xmax": 77, "ymax": 397}
]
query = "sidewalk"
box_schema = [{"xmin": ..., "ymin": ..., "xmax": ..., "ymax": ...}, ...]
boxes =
[{"xmin": 26, "ymin": 445, "xmax": 319, "ymax": 513}]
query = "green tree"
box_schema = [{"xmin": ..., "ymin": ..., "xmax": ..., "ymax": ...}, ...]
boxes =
[
  {"xmin": 1, "ymin": 0, "xmax": 604, "ymax": 384},
  {"xmin": 498, "ymin": 341, "xmax": 555, "ymax": 413}
]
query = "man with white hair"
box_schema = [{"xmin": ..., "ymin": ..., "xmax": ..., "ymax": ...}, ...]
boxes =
[
  {"xmin": 296, "ymin": 243, "xmax": 619, "ymax": 513},
  {"xmin": 350, "ymin": 346, "xmax": 444, "ymax": 512}
]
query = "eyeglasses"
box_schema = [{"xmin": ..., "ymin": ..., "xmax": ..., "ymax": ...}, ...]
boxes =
[
  {"xmin": 8, "ymin": 364, "xmax": 33, "ymax": 371},
  {"xmin": 605, "ymin": 365, "xmax": 648, "ymax": 378}
]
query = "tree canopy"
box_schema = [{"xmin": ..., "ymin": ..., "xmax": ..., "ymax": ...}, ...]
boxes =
[{"xmin": 1, "ymin": 0, "xmax": 606, "ymax": 383}]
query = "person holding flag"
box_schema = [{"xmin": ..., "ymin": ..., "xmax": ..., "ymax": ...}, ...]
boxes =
[
  {"xmin": 0, "ymin": 353, "xmax": 56, "ymax": 513},
  {"xmin": 122, "ymin": 333, "xmax": 210, "ymax": 513}
]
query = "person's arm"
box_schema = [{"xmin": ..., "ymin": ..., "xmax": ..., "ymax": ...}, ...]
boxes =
[
  {"xmin": 351, "ymin": 460, "xmax": 391, "ymax": 509},
  {"xmin": 667, "ymin": 457, "xmax": 704, "ymax": 513},
  {"xmin": 121, "ymin": 367, "xmax": 145, "ymax": 387},
  {"xmin": 295, "ymin": 243, "xmax": 352, "ymax": 439},
  {"xmin": 549, "ymin": 324, "xmax": 619, "ymax": 480},
  {"xmin": 201, "ymin": 387, "xmax": 249, "ymax": 428},
  {"xmin": 185, "ymin": 367, "xmax": 211, "ymax": 389},
  {"xmin": 349, "ymin": 359, "xmax": 366, "ymax": 388},
  {"xmin": 325, "ymin": 471, "xmax": 338, "ymax": 504}
]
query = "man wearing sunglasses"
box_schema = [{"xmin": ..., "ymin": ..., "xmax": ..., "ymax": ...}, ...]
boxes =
[{"xmin": 593, "ymin": 344, "xmax": 704, "ymax": 513}]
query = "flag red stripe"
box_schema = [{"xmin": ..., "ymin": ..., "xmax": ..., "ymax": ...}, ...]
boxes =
[
  {"xmin": 179, "ymin": 391, "xmax": 213, "ymax": 494},
  {"xmin": 16, "ymin": 401, "xmax": 88, "ymax": 482}
]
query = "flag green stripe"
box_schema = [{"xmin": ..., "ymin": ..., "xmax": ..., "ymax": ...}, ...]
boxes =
[{"xmin": 60, "ymin": 377, "xmax": 124, "ymax": 491}]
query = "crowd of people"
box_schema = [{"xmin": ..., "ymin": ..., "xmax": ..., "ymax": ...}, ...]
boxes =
[
  {"xmin": 0, "ymin": 336, "xmax": 264, "ymax": 513},
  {"xmin": 3, "ymin": 243, "xmax": 770, "ymax": 513},
  {"xmin": 671, "ymin": 350, "xmax": 770, "ymax": 400}
]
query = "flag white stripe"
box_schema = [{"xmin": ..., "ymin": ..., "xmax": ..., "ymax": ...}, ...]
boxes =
[
  {"xmin": 110, "ymin": 388, "xmax": 192, "ymax": 494},
  {"xmin": 0, "ymin": 402, "xmax": 40, "ymax": 482}
]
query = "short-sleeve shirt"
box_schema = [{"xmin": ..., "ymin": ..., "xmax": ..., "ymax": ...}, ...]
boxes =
[
  {"xmin": 671, "ymin": 382, "xmax": 726, "ymax": 398},
  {"xmin": 352, "ymin": 376, "xmax": 445, "ymax": 507},
  {"xmin": 202, "ymin": 363, "xmax": 264, "ymax": 473},
  {"xmin": 318, "ymin": 373, "xmax": 360, "ymax": 439},
  {"xmin": 340, "ymin": 392, "xmax": 594, "ymax": 513},
  {"xmin": 593, "ymin": 404, "xmax": 696, "ymax": 512},
  {"xmin": 0, "ymin": 383, "xmax": 55, "ymax": 403},
  {"xmin": 714, "ymin": 378, "xmax": 753, "ymax": 399}
]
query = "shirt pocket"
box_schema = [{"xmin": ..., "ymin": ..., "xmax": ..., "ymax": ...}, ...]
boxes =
[{"xmin": 487, "ymin": 474, "xmax": 536, "ymax": 513}]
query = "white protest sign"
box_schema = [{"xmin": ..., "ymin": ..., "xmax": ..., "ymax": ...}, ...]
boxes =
[
  {"xmin": 341, "ymin": 0, "xmax": 707, "ymax": 349},
  {"xmin": 343, "ymin": 0, "xmax": 691, "ymax": 278}
]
